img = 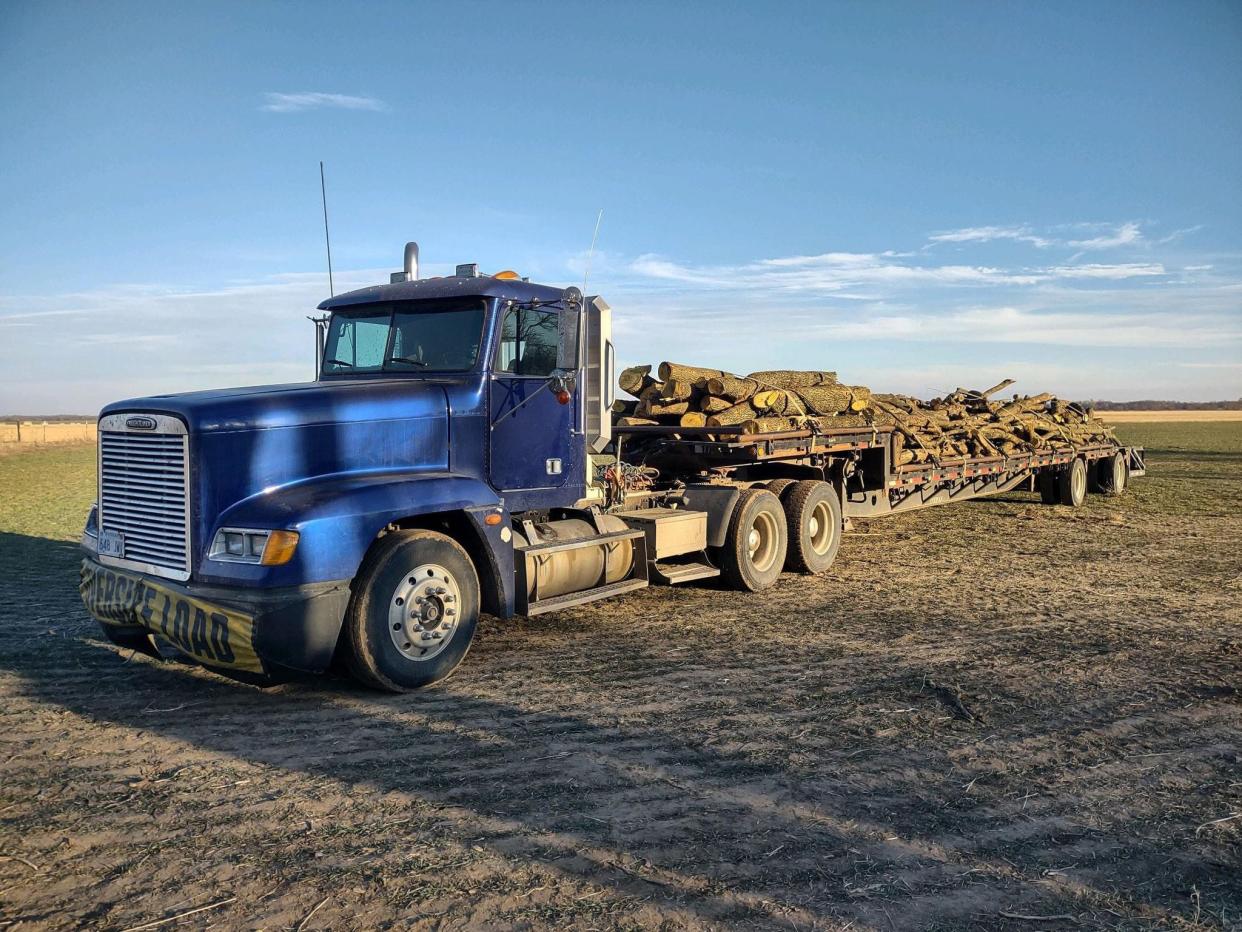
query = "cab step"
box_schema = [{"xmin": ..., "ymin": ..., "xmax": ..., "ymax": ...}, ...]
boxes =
[
  {"xmin": 653, "ymin": 558, "xmax": 720, "ymax": 585},
  {"xmin": 524, "ymin": 576, "xmax": 650, "ymax": 616}
]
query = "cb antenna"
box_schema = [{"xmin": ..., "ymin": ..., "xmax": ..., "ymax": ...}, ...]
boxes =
[
  {"xmin": 582, "ymin": 208, "xmax": 604, "ymax": 296},
  {"xmin": 319, "ymin": 160, "xmax": 335, "ymax": 297}
]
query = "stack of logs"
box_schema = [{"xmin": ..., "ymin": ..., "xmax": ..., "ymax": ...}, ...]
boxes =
[{"xmin": 614, "ymin": 362, "xmax": 1117, "ymax": 466}]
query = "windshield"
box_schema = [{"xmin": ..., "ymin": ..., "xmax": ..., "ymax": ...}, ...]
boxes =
[{"xmin": 320, "ymin": 300, "xmax": 487, "ymax": 375}]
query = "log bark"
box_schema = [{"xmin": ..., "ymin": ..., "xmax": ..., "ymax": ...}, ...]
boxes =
[
  {"xmin": 747, "ymin": 370, "xmax": 837, "ymax": 388},
  {"xmin": 704, "ymin": 375, "xmax": 761, "ymax": 402},
  {"xmin": 658, "ymin": 362, "xmax": 724, "ymax": 383},
  {"xmin": 618, "ymin": 365, "xmax": 652, "ymax": 396},
  {"xmin": 706, "ymin": 401, "xmax": 760, "ymax": 427}
]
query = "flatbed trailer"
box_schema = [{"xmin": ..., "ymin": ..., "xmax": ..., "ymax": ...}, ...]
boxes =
[{"xmin": 615, "ymin": 422, "xmax": 1144, "ymax": 518}]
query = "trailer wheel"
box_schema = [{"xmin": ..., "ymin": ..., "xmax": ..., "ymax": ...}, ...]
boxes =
[
  {"xmin": 1038, "ymin": 471, "xmax": 1059, "ymax": 505},
  {"xmin": 1098, "ymin": 453, "xmax": 1128, "ymax": 496},
  {"xmin": 719, "ymin": 488, "xmax": 788, "ymax": 592},
  {"xmin": 782, "ymin": 480, "xmax": 842, "ymax": 574},
  {"xmin": 344, "ymin": 529, "xmax": 480, "ymax": 692},
  {"xmin": 1057, "ymin": 458, "xmax": 1088, "ymax": 507},
  {"xmin": 762, "ymin": 478, "xmax": 796, "ymax": 498}
]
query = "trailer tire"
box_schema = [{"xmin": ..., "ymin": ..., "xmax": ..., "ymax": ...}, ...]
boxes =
[
  {"xmin": 1057, "ymin": 458, "xmax": 1088, "ymax": 507},
  {"xmin": 718, "ymin": 488, "xmax": 788, "ymax": 592},
  {"xmin": 1038, "ymin": 471, "xmax": 1059, "ymax": 505},
  {"xmin": 344, "ymin": 529, "xmax": 480, "ymax": 692},
  {"xmin": 782, "ymin": 480, "xmax": 842, "ymax": 574},
  {"xmin": 762, "ymin": 478, "xmax": 796, "ymax": 498},
  {"xmin": 1098, "ymin": 453, "xmax": 1128, "ymax": 496}
]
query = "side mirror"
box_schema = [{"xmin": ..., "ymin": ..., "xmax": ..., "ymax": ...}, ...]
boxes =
[{"xmin": 557, "ymin": 287, "xmax": 583, "ymax": 371}]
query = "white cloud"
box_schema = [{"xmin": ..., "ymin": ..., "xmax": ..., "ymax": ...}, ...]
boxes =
[
  {"xmin": 260, "ymin": 92, "xmax": 387, "ymax": 113},
  {"xmin": 1065, "ymin": 221, "xmax": 1144, "ymax": 250},
  {"xmin": 928, "ymin": 225, "xmax": 1053, "ymax": 248}
]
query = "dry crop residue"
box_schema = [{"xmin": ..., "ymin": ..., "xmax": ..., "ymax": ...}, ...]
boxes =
[{"xmin": 0, "ymin": 423, "xmax": 1238, "ymax": 930}]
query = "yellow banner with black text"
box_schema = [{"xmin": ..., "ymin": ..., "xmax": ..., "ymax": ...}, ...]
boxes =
[{"xmin": 79, "ymin": 559, "xmax": 263, "ymax": 672}]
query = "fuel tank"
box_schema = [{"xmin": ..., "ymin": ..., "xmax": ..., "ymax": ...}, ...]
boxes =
[{"xmin": 513, "ymin": 515, "xmax": 635, "ymax": 601}]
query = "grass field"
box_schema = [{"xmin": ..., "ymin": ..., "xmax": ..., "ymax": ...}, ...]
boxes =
[{"xmin": 0, "ymin": 425, "xmax": 1239, "ymax": 930}]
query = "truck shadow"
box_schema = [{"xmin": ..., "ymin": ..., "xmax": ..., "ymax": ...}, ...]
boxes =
[{"xmin": 0, "ymin": 531, "xmax": 1232, "ymax": 929}]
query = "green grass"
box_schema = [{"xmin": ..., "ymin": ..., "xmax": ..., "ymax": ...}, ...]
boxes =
[
  {"xmin": 0, "ymin": 444, "xmax": 96, "ymax": 541},
  {"xmin": 0, "ymin": 422, "xmax": 1237, "ymax": 543}
]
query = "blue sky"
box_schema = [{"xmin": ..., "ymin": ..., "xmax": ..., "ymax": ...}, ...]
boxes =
[{"xmin": 1, "ymin": 0, "xmax": 1239, "ymax": 412}]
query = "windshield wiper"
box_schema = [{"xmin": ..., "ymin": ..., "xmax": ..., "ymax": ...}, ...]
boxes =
[
  {"xmin": 324, "ymin": 358, "xmax": 355, "ymax": 368},
  {"xmin": 387, "ymin": 355, "xmax": 429, "ymax": 367}
]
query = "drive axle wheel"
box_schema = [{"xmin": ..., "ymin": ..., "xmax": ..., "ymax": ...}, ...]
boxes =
[
  {"xmin": 1038, "ymin": 471, "xmax": 1059, "ymax": 505},
  {"xmin": 719, "ymin": 488, "xmax": 788, "ymax": 592},
  {"xmin": 1057, "ymin": 457, "xmax": 1088, "ymax": 507},
  {"xmin": 781, "ymin": 480, "xmax": 842, "ymax": 574},
  {"xmin": 1098, "ymin": 453, "xmax": 1128, "ymax": 496},
  {"xmin": 345, "ymin": 530, "xmax": 480, "ymax": 692}
]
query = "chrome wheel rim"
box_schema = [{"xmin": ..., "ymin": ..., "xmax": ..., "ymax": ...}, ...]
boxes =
[
  {"xmin": 388, "ymin": 563, "xmax": 461, "ymax": 661},
  {"xmin": 747, "ymin": 511, "xmax": 779, "ymax": 572},
  {"xmin": 808, "ymin": 500, "xmax": 834, "ymax": 554}
]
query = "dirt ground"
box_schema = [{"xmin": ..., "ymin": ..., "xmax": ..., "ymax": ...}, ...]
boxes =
[{"xmin": 0, "ymin": 423, "xmax": 1238, "ymax": 931}]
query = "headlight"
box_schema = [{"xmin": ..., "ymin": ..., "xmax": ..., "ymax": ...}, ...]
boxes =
[{"xmin": 208, "ymin": 527, "xmax": 299, "ymax": 566}]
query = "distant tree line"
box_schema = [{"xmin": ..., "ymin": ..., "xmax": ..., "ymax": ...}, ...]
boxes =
[{"xmin": 1082, "ymin": 399, "xmax": 1242, "ymax": 411}]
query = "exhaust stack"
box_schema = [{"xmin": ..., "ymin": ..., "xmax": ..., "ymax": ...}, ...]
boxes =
[{"xmin": 390, "ymin": 241, "xmax": 420, "ymax": 283}]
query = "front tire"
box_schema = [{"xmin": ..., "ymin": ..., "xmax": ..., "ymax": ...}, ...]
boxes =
[
  {"xmin": 781, "ymin": 480, "xmax": 842, "ymax": 574},
  {"xmin": 344, "ymin": 530, "xmax": 480, "ymax": 692},
  {"xmin": 98, "ymin": 624, "xmax": 161, "ymax": 659},
  {"xmin": 719, "ymin": 489, "xmax": 788, "ymax": 592}
]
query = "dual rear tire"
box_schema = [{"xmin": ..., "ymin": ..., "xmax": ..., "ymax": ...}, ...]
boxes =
[
  {"xmin": 718, "ymin": 480, "xmax": 843, "ymax": 591},
  {"xmin": 1040, "ymin": 454, "xmax": 1125, "ymax": 507}
]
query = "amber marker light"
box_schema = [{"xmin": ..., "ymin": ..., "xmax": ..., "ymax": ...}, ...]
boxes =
[
  {"xmin": 493, "ymin": 270, "xmax": 520, "ymax": 280},
  {"xmin": 260, "ymin": 530, "xmax": 301, "ymax": 565},
  {"xmin": 484, "ymin": 513, "xmax": 503, "ymax": 526}
]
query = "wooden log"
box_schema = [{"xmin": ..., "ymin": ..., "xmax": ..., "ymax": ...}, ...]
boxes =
[
  {"xmin": 738, "ymin": 416, "xmax": 805, "ymax": 434},
  {"xmin": 747, "ymin": 370, "xmax": 837, "ymax": 388},
  {"xmin": 679, "ymin": 412, "xmax": 708, "ymax": 428},
  {"xmin": 979, "ymin": 378, "xmax": 1017, "ymax": 398},
  {"xmin": 638, "ymin": 399, "xmax": 690, "ymax": 417},
  {"xmin": 617, "ymin": 416, "xmax": 658, "ymax": 426},
  {"xmin": 618, "ymin": 365, "xmax": 652, "ymax": 397},
  {"xmin": 796, "ymin": 385, "xmax": 853, "ymax": 415},
  {"xmin": 847, "ymin": 386, "xmax": 872, "ymax": 412},
  {"xmin": 700, "ymin": 396, "xmax": 733, "ymax": 413},
  {"xmin": 706, "ymin": 401, "xmax": 760, "ymax": 427},
  {"xmin": 610, "ymin": 399, "xmax": 637, "ymax": 415},
  {"xmin": 659, "ymin": 377, "xmax": 695, "ymax": 401},
  {"xmin": 752, "ymin": 389, "xmax": 807, "ymax": 416},
  {"xmin": 658, "ymin": 361, "xmax": 724, "ymax": 383},
  {"xmin": 704, "ymin": 375, "xmax": 761, "ymax": 402}
]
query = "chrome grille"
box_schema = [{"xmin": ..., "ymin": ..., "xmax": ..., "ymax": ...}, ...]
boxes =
[{"xmin": 98, "ymin": 413, "xmax": 191, "ymax": 580}]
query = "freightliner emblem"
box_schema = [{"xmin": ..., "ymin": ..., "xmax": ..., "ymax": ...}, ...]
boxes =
[{"xmin": 125, "ymin": 416, "xmax": 158, "ymax": 430}]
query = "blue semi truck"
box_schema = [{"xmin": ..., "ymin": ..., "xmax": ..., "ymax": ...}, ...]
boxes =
[{"xmin": 79, "ymin": 242, "xmax": 1145, "ymax": 691}]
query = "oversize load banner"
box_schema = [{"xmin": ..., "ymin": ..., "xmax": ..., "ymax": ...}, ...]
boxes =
[{"xmin": 80, "ymin": 559, "xmax": 262, "ymax": 672}]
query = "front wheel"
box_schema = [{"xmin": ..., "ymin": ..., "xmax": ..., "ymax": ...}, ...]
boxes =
[
  {"xmin": 718, "ymin": 488, "xmax": 788, "ymax": 592},
  {"xmin": 344, "ymin": 530, "xmax": 480, "ymax": 692}
]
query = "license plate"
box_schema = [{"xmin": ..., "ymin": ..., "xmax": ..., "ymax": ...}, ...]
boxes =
[{"xmin": 99, "ymin": 529, "xmax": 125, "ymax": 558}]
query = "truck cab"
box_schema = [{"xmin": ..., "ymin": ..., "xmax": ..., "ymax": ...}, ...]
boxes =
[{"xmin": 79, "ymin": 243, "xmax": 690, "ymax": 691}]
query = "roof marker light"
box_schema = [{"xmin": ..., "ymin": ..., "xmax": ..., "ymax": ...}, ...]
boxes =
[{"xmin": 493, "ymin": 269, "xmax": 520, "ymax": 280}]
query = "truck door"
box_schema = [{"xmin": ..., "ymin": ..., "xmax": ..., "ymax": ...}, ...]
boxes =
[{"xmin": 488, "ymin": 302, "xmax": 576, "ymax": 492}]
